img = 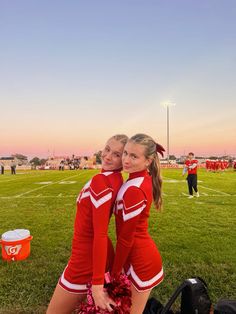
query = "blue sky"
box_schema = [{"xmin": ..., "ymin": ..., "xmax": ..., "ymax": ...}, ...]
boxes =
[{"xmin": 1, "ymin": 0, "xmax": 236, "ymax": 158}]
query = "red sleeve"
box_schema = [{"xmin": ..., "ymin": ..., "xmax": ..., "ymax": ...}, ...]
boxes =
[
  {"xmin": 112, "ymin": 186, "xmax": 146, "ymax": 276},
  {"xmin": 90, "ymin": 174, "xmax": 113, "ymax": 285}
]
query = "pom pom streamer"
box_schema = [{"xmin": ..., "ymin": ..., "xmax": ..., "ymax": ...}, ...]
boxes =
[{"xmin": 76, "ymin": 273, "xmax": 132, "ymax": 314}]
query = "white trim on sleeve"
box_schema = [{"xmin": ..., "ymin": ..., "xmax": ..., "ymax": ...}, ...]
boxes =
[
  {"xmin": 122, "ymin": 204, "xmax": 146, "ymax": 221},
  {"xmin": 79, "ymin": 191, "xmax": 90, "ymax": 200},
  {"xmin": 123, "ymin": 199, "xmax": 145, "ymax": 210},
  {"xmin": 90, "ymin": 186, "xmax": 112, "ymax": 197},
  {"xmin": 90, "ymin": 192, "xmax": 113, "ymax": 208}
]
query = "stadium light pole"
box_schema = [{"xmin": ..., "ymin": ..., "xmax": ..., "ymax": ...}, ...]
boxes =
[{"xmin": 162, "ymin": 102, "xmax": 176, "ymax": 164}]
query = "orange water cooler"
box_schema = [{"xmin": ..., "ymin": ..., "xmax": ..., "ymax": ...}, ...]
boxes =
[{"xmin": 0, "ymin": 229, "xmax": 33, "ymax": 261}]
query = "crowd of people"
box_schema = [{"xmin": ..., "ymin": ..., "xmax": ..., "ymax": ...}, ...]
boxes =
[
  {"xmin": 205, "ymin": 159, "xmax": 229, "ymax": 172},
  {"xmin": 58, "ymin": 158, "xmax": 81, "ymax": 170}
]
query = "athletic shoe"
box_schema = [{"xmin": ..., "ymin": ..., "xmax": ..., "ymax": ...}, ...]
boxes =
[
  {"xmin": 196, "ymin": 192, "xmax": 200, "ymax": 197},
  {"xmin": 188, "ymin": 195, "xmax": 194, "ymax": 199}
]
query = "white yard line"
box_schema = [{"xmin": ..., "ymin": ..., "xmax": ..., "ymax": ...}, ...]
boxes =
[
  {"xmin": 162, "ymin": 176, "xmax": 176, "ymax": 180},
  {"xmin": 0, "ymin": 195, "xmax": 76, "ymax": 199},
  {"xmin": 1, "ymin": 194, "xmax": 235, "ymax": 199},
  {"xmin": 0, "ymin": 179, "xmax": 18, "ymax": 183},
  {"xmin": 163, "ymin": 177, "xmax": 203, "ymax": 183},
  {"xmin": 13, "ymin": 174, "xmax": 81, "ymax": 198},
  {"xmin": 180, "ymin": 191, "xmax": 209, "ymax": 196},
  {"xmin": 1, "ymin": 173, "xmax": 233, "ymax": 200},
  {"xmin": 178, "ymin": 194, "xmax": 234, "ymax": 197},
  {"xmin": 198, "ymin": 185, "xmax": 230, "ymax": 195},
  {"xmin": 0, "ymin": 173, "xmax": 49, "ymax": 183},
  {"xmin": 199, "ymin": 192, "xmax": 208, "ymax": 196}
]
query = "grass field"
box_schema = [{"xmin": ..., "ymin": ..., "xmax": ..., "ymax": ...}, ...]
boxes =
[{"xmin": 0, "ymin": 168, "xmax": 235, "ymax": 313}]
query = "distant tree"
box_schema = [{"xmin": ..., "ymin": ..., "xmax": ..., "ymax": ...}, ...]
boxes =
[
  {"xmin": 40, "ymin": 158, "xmax": 47, "ymax": 165},
  {"xmin": 169, "ymin": 155, "xmax": 176, "ymax": 160},
  {"xmin": 30, "ymin": 157, "xmax": 47, "ymax": 166},
  {"xmin": 12, "ymin": 153, "xmax": 28, "ymax": 160},
  {"xmin": 30, "ymin": 157, "xmax": 41, "ymax": 166},
  {"xmin": 176, "ymin": 158, "xmax": 184, "ymax": 164}
]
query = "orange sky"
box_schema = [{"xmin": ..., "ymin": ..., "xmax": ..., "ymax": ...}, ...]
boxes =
[{"xmin": 1, "ymin": 2, "xmax": 236, "ymax": 158}]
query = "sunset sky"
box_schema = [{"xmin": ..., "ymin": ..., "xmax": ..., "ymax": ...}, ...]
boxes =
[{"xmin": 1, "ymin": 0, "xmax": 236, "ymax": 158}]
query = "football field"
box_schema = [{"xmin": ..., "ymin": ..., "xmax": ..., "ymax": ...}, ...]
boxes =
[{"xmin": 0, "ymin": 168, "xmax": 235, "ymax": 313}]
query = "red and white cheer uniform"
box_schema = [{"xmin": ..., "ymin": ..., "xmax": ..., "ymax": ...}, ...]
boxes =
[
  {"xmin": 59, "ymin": 169, "xmax": 123, "ymax": 294},
  {"xmin": 112, "ymin": 170, "xmax": 164, "ymax": 292}
]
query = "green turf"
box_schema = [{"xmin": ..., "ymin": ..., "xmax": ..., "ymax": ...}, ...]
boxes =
[{"xmin": 0, "ymin": 169, "xmax": 235, "ymax": 313}]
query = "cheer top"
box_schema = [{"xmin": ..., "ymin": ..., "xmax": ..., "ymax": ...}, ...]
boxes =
[
  {"xmin": 70, "ymin": 169, "xmax": 123, "ymax": 285},
  {"xmin": 112, "ymin": 169, "xmax": 154, "ymax": 275}
]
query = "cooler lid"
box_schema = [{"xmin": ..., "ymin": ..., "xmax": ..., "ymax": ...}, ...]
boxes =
[{"xmin": 1, "ymin": 229, "xmax": 30, "ymax": 241}]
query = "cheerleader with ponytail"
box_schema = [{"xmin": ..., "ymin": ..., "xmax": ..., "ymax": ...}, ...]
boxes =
[{"xmin": 112, "ymin": 133, "xmax": 165, "ymax": 314}]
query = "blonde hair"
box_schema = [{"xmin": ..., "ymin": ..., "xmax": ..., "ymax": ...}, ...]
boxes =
[
  {"xmin": 109, "ymin": 134, "xmax": 129, "ymax": 146},
  {"xmin": 129, "ymin": 133, "xmax": 163, "ymax": 210}
]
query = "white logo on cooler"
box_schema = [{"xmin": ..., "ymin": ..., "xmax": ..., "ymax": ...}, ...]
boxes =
[{"xmin": 5, "ymin": 245, "xmax": 22, "ymax": 255}]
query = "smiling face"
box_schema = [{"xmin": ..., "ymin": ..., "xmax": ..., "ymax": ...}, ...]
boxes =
[
  {"xmin": 101, "ymin": 138, "xmax": 124, "ymax": 171},
  {"xmin": 122, "ymin": 141, "xmax": 152, "ymax": 173}
]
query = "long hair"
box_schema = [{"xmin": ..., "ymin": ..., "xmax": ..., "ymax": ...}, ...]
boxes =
[{"xmin": 129, "ymin": 133, "xmax": 163, "ymax": 210}]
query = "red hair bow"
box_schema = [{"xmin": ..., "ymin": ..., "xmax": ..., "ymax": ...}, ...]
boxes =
[{"xmin": 156, "ymin": 143, "xmax": 165, "ymax": 157}]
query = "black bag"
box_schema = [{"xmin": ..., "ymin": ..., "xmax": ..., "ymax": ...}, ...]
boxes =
[
  {"xmin": 161, "ymin": 277, "xmax": 211, "ymax": 314},
  {"xmin": 214, "ymin": 299, "xmax": 236, "ymax": 314},
  {"xmin": 143, "ymin": 297, "xmax": 165, "ymax": 314}
]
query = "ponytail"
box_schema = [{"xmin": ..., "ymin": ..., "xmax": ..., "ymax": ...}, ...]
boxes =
[{"xmin": 149, "ymin": 154, "xmax": 163, "ymax": 210}]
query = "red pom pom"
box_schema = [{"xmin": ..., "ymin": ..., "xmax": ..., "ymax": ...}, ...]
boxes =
[{"xmin": 75, "ymin": 274, "xmax": 132, "ymax": 314}]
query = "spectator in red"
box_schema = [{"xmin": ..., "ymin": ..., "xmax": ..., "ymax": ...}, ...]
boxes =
[{"xmin": 183, "ymin": 152, "xmax": 199, "ymax": 198}]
